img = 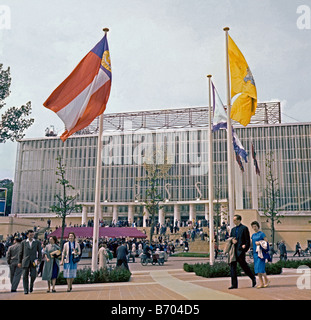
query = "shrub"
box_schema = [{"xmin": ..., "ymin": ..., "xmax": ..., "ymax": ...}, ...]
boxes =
[
  {"xmin": 55, "ymin": 266, "xmax": 131, "ymax": 285},
  {"xmin": 275, "ymin": 259, "xmax": 311, "ymax": 269},
  {"xmin": 183, "ymin": 260, "xmax": 285, "ymax": 278},
  {"xmin": 183, "ymin": 263, "xmax": 194, "ymax": 272},
  {"xmin": 109, "ymin": 267, "xmax": 132, "ymax": 282}
]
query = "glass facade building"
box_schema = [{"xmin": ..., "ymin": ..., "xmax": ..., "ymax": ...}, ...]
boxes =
[{"xmin": 12, "ymin": 105, "xmax": 311, "ymax": 223}]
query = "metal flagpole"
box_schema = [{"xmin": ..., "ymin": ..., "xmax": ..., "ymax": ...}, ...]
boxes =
[
  {"xmin": 91, "ymin": 112, "xmax": 104, "ymax": 271},
  {"xmin": 207, "ymin": 75, "xmax": 214, "ymax": 265},
  {"xmin": 224, "ymin": 27, "xmax": 235, "ymax": 228},
  {"xmin": 91, "ymin": 28, "xmax": 109, "ymax": 272}
]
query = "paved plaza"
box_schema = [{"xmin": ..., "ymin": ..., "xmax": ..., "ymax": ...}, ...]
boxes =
[{"xmin": 0, "ymin": 256, "xmax": 310, "ymax": 301}]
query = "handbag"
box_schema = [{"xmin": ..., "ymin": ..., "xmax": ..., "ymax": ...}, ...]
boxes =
[
  {"xmin": 50, "ymin": 249, "xmax": 61, "ymax": 259},
  {"xmin": 71, "ymin": 242, "xmax": 81, "ymax": 264},
  {"xmin": 72, "ymin": 255, "xmax": 81, "ymax": 264}
]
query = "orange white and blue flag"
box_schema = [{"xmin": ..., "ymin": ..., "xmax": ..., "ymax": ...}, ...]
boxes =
[{"xmin": 44, "ymin": 34, "xmax": 112, "ymax": 142}]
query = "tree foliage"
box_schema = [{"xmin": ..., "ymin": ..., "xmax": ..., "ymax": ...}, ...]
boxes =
[
  {"xmin": 0, "ymin": 64, "xmax": 34, "ymax": 143},
  {"xmin": 142, "ymin": 149, "xmax": 172, "ymax": 243},
  {"xmin": 50, "ymin": 155, "xmax": 82, "ymax": 247},
  {"xmin": 263, "ymin": 152, "xmax": 282, "ymax": 252}
]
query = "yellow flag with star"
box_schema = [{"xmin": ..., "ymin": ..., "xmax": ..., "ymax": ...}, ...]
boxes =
[{"xmin": 228, "ymin": 35, "xmax": 257, "ymax": 126}]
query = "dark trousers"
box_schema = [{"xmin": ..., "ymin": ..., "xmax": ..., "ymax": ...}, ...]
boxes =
[
  {"xmin": 230, "ymin": 254, "xmax": 255, "ymax": 288},
  {"xmin": 23, "ymin": 264, "xmax": 37, "ymax": 292},
  {"xmin": 9, "ymin": 264, "xmax": 23, "ymax": 291},
  {"xmin": 116, "ymin": 258, "xmax": 129, "ymax": 270}
]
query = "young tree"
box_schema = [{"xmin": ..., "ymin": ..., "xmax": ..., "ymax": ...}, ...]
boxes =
[
  {"xmin": 141, "ymin": 149, "xmax": 172, "ymax": 243},
  {"xmin": 143, "ymin": 162, "xmax": 165, "ymax": 243},
  {"xmin": 263, "ymin": 152, "xmax": 282, "ymax": 254},
  {"xmin": 50, "ymin": 155, "xmax": 81, "ymax": 248},
  {"xmin": 0, "ymin": 64, "xmax": 34, "ymax": 143},
  {"xmin": 214, "ymin": 170, "xmax": 222, "ymax": 248}
]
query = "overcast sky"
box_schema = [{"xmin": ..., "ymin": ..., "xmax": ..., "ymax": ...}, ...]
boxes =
[{"xmin": 1, "ymin": 0, "xmax": 311, "ymax": 180}]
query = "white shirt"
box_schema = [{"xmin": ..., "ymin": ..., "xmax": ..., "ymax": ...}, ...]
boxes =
[{"xmin": 26, "ymin": 238, "xmax": 34, "ymax": 248}]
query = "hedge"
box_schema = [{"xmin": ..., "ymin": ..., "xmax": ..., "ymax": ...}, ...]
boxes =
[
  {"xmin": 184, "ymin": 261, "xmax": 282, "ymax": 278},
  {"xmin": 184, "ymin": 259, "xmax": 311, "ymax": 278},
  {"xmin": 55, "ymin": 266, "xmax": 132, "ymax": 285}
]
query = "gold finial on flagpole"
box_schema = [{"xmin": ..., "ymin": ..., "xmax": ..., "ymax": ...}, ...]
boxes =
[
  {"xmin": 103, "ymin": 28, "xmax": 109, "ymax": 33},
  {"xmin": 207, "ymin": 75, "xmax": 212, "ymax": 78},
  {"xmin": 223, "ymin": 27, "xmax": 230, "ymax": 31}
]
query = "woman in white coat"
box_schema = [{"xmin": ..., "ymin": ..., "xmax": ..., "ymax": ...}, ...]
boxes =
[
  {"xmin": 98, "ymin": 244, "xmax": 108, "ymax": 269},
  {"xmin": 60, "ymin": 232, "xmax": 81, "ymax": 292}
]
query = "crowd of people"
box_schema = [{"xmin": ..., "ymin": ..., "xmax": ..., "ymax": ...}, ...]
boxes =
[
  {"xmin": 2, "ymin": 218, "xmax": 311, "ymax": 294},
  {"xmin": 3, "ymin": 227, "xmax": 186, "ymax": 294}
]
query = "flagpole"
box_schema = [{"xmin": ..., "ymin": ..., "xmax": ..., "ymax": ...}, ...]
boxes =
[
  {"xmin": 207, "ymin": 74, "xmax": 214, "ymax": 265},
  {"xmin": 224, "ymin": 27, "xmax": 235, "ymax": 228},
  {"xmin": 91, "ymin": 27, "xmax": 109, "ymax": 272}
]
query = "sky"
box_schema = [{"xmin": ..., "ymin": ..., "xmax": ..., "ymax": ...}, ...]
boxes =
[{"xmin": 0, "ymin": 0, "xmax": 311, "ymax": 180}]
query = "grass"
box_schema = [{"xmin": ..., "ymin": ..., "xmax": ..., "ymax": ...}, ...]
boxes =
[{"xmin": 172, "ymin": 252, "xmax": 210, "ymax": 258}]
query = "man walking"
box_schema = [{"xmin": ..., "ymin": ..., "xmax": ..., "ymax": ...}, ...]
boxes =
[
  {"xmin": 279, "ymin": 240, "xmax": 287, "ymax": 261},
  {"xmin": 7, "ymin": 237, "xmax": 23, "ymax": 292},
  {"xmin": 18, "ymin": 230, "xmax": 42, "ymax": 294},
  {"xmin": 229, "ymin": 215, "xmax": 256, "ymax": 289},
  {"xmin": 116, "ymin": 241, "xmax": 129, "ymax": 270}
]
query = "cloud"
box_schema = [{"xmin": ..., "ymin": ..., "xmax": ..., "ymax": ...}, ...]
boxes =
[{"xmin": 1, "ymin": 0, "xmax": 311, "ymax": 180}]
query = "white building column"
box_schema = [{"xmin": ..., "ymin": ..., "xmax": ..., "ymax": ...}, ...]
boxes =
[
  {"xmin": 143, "ymin": 206, "xmax": 150, "ymax": 227},
  {"xmin": 82, "ymin": 205, "xmax": 88, "ymax": 226},
  {"xmin": 128, "ymin": 204, "xmax": 134, "ymax": 226},
  {"xmin": 174, "ymin": 204, "xmax": 181, "ymax": 227},
  {"xmin": 158, "ymin": 207, "xmax": 165, "ymax": 225},
  {"xmin": 189, "ymin": 204, "xmax": 196, "ymax": 223},
  {"xmin": 112, "ymin": 205, "xmax": 118, "ymax": 224},
  {"xmin": 99, "ymin": 205, "xmax": 103, "ymax": 220},
  {"xmin": 204, "ymin": 203, "xmax": 209, "ymax": 221}
]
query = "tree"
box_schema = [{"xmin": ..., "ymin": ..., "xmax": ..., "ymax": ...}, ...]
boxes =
[
  {"xmin": 0, "ymin": 64, "xmax": 34, "ymax": 143},
  {"xmin": 0, "ymin": 179, "xmax": 13, "ymax": 215},
  {"xmin": 50, "ymin": 155, "xmax": 82, "ymax": 248},
  {"xmin": 141, "ymin": 149, "xmax": 172, "ymax": 243},
  {"xmin": 143, "ymin": 163, "xmax": 164, "ymax": 243},
  {"xmin": 263, "ymin": 152, "xmax": 282, "ymax": 254},
  {"xmin": 214, "ymin": 170, "xmax": 222, "ymax": 248}
]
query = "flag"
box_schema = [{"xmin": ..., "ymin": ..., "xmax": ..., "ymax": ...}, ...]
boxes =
[
  {"xmin": 251, "ymin": 143, "xmax": 260, "ymax": 176},
  {"xmin": 211, "ymin": 81, "xmax": 248, "ymax": 164},
  {"xmin": 228, "ymin": 35, "xmax": 257, "ymax": 127},
  {"xmin": 235, "ymin": 153, "xmax": 244, "ymax": 172},
  {"xmin": 232, "ymin": 131, "xmax": 248, "ymax": 163},
  {"xmin": 44, "ymin": 34, "xmax": 112, "ymax": 142}
]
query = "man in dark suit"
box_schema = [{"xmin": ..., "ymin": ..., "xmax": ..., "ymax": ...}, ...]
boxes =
[
  {"xmin": 116, "ymin": 241, "xmax": 129, "ymax": 270},
  {"xmin": 18, "ymin": 230, "xmax": 42, "ymax": 294},
  {"xmin": 229, "ymin": 215, "xmax": 256, "ymax": 289}
]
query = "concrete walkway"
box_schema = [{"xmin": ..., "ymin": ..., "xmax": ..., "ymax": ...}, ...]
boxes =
[
  {"xmin": 1, "ymin": 254, "xmax": 311, "ymax": 301},
  {"xmin": 0, "ymin": 258, "xmax": 310, "ymax": 301}
]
